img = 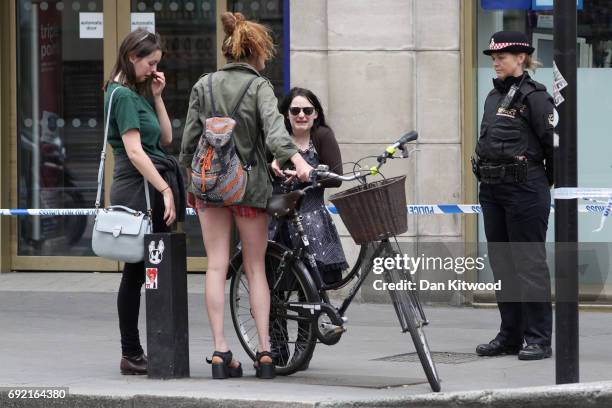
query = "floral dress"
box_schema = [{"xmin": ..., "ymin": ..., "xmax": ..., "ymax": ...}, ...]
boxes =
[{"xmin": 269, "ymin": 140, "xmax": 348, "ymax": 284}]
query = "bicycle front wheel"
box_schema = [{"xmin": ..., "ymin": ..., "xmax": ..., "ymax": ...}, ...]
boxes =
[
  {"xmin": 384, "ymin": 268, "xmax": 441, "ymax": 392},
  {"xmin": 229, "ymin": 242, "xmax": 320, "ymax": 376},
  {"xmin": 406, "ymin": 309, "xmax": 441, "ymax": 392}
]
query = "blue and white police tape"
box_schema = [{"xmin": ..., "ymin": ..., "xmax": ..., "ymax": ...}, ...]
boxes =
[
  {"xmin": 553, "ymin": 188, "xmax": 612, "ymax": 232},
  {"xmin": 0, "ymin": 208, "xmax": 200, "ymax": 216},
  {"xmin": 2, "ymin": 187, "xmax": 612, "ymax": 230},
  {"xmin": 0, "ymin": 204, "xmax": 608, "ymax": 216}
]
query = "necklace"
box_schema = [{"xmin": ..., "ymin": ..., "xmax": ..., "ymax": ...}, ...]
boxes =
[{"xmin": 294, "ymin": 134, "xmax": 310, "ymax": 151}]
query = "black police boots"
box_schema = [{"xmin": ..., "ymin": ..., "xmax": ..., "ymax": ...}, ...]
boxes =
[
  {"xmin": 476, "ymin": 339, "xmax": 522, "ymax": 357},
  {"xmin": 518, "ymin": 344, "xmax": 552, "ymax": 360}
]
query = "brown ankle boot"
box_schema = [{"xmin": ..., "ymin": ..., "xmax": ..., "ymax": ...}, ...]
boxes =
[{"xmin": 120, "ymin": 353, "xmax": 148, "ymax": 375}]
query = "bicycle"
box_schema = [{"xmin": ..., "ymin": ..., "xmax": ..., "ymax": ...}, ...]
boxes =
[{"xmin": 228, "ymin": 131, "xmax": 441, "ymax": 392}]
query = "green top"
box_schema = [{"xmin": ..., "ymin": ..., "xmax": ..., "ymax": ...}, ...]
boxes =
[{"xmin": 104, "ymin": 82, "xmax": 166, "ymax": 158}]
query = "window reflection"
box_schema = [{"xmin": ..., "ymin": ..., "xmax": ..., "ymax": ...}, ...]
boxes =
[
  {"xmin": 130, "ymin": 0, "xmax": 217, "ymax": 257},
  {"xmin": 476, "ymin": 0, "xmax": 612, "ymax": 290},
  {"xmin": 228, "ymin": 0, "xmax": 285, "ymax": 96},
  {"xmin": 17, "ymin": 0, "xmax": 103, "ymax": 256},
  {"xmin": 478, "ymin": 1, "xmax": 612, "ymax": 68}
]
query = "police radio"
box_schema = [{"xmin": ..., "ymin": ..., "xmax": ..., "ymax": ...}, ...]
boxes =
[{"xmin": 499, "ymin": 72, "xmax": 527, "ymax": 110}]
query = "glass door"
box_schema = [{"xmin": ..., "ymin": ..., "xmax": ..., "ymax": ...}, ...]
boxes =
[
  {"xmin": 9, "ymin": 0, "xmax": 287, "ymax": 271},
  {"xmin": 13, "ymin": 0, "xmax": 117, "ymax": 270},
  {"xmin": 227, "ymin": 0, "xmax": 285, "ymax": 94},
  {"xmin": 127, "ymin": 0, "xmax": 219, "ymax": 268}
]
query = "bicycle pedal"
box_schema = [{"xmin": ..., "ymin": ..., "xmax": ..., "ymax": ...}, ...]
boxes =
[{"xmin": 320, "ymin": 322, "xmax": 346, "ymax": 334}]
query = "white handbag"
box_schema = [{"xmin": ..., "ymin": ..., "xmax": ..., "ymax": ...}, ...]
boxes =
[{"xmin": 91, "ymin": 86, "xmax": 152, "ymax": 263}]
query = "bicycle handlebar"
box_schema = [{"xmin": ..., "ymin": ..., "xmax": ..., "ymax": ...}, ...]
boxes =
[
  {"xmin": 310, "ymin": 131, "xmax": 418, "ymax": 183},
  {"xmin": 398, "ymin": 131, "xmax": 418, "ymax": 145}
]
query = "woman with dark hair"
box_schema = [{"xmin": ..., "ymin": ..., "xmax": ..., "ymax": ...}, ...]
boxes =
[
  {"xmin": 278, "ymin": 87, "xmax": 328, "ymax": 135},
  {"xmin": 269, "ymin": 87, "xmax": 348, "ymax": 371},
  {"xmin": 103, "ymin": 28, "xmax": 185, "ymax": 375}
]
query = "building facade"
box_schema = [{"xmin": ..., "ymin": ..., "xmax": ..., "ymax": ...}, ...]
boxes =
[{"xmin": 1, "ymin": 0, "xmax": 611, "ymax": 304}]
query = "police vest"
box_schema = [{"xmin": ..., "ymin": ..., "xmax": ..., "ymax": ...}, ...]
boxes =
[{"xmin": 476, "ymin": 81, "xmax": 542, "ymax": 163}]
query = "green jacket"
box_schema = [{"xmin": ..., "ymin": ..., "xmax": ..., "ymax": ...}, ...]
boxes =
[{"xmin": 179, "ymin": 63, "xmax": 298, "ymax": 208}]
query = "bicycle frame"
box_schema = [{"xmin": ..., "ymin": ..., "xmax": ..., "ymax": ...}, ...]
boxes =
[
  {"xmin": 283, "ymin": 206, "xmax": 416, "ymax": 317},
  {"xmin": 260, "ymin": 130, "xmax": 425, "ymax": 328}
]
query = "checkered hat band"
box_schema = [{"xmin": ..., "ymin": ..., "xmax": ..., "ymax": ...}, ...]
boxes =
[{"xmin": 490, "ymin": 42, "xmax": 530, "ymax": 50}]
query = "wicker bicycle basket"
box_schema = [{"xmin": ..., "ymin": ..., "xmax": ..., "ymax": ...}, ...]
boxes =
[{"xmin": 329, "ymin": 175, "xmax": 407, "ymax": 244}]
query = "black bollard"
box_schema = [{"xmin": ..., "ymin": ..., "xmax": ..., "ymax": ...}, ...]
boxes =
[
  {"xmin": 554, "ymin": 1, "xmax": 579, "ymax": 384},
  {"xmin": 144, "ymin": 232, "xmax": 190, "ymax": 379}
]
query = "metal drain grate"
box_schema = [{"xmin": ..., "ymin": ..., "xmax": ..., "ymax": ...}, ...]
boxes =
[{"xmin": 374, "ymin": 351, "xmax": 482, "ymax": 365}]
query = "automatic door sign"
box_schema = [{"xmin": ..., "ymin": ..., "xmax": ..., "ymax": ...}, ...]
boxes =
[{"xmin": 146, "ymin": 268, "xmax": 158, "ymax": 290}]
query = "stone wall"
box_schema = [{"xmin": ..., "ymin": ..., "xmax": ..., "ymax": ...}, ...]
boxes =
[{"xmin": 289, "ymin": 0, "xmax": 463, "ymax": 303}]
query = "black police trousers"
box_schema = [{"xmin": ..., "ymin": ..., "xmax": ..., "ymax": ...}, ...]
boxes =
[{"xmin": 479, "ymin": 173, "xmax": 552, "ymax": 346}]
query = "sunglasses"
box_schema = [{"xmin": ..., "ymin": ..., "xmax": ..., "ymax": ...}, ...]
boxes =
[{"xmin": 289, "ymin": 107, "xmax": 315, "ymax": 116}]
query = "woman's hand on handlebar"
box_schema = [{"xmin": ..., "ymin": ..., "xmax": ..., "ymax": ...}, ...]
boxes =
[
  {"xmin": 270, "ymin": 159, "xmax": 285, "ymax": 178},
  {"xmin": 282, "ymin": 169, "xmax": 298, "ymax": 184},
  {"xmin": 290, "ymin": 153, "xmax": 314, "ymax": 182}
]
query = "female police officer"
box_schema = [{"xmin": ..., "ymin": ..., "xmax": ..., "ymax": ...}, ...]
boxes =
[{"xmin": 473, "ymin": 31, "xmax": 555, "ymax": 360}]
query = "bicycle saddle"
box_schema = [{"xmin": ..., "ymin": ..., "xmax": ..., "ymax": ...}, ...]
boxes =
[{"xmin": 266, "ymin": 190, "xmax": 305, "ymax": 218}]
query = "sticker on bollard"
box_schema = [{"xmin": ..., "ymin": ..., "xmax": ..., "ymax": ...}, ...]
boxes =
[
  {"xmin": 145, "ymin": 232, "xmax": 190, "ymax": 379},
  {"xmin": 145, "ymin": 268, "xmax": 158, "ymax": 289}
]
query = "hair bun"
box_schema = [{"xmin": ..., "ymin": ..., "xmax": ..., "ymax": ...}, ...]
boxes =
[{"xmin": 221, "ymin": 12, "xmax": 245, "ymax": 36}]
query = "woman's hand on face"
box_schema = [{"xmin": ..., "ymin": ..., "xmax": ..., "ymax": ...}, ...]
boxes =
[
  {"xmin": 270, "ymin": 159, "xmax": 284, "ymax": 177},
  {"xmin": 162, "ymin": 188, "xmax": 176, "ymax": 226},
  {"xmin": 151, "ymin": 71, "xmax": 166, "ymax": 98}
]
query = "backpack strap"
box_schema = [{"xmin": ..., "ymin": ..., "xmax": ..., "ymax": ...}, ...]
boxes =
[
  {"xmin": 207, "ymin": 73, "xmax": 219, "ymax": 117},
  {"xmin": 207, "ymin": 73, "xmax": 260, "ymax": 170},
  {"xmin": 233, "ymin": 76, "xmax": 259, "ymax": 170},
  {"xmin": 230, "ymin": 76, "xmax": 259, "ymax": 117},
  {"xmin": 207, "ymin": 73, "xmax": 259, "ymax": 118}
]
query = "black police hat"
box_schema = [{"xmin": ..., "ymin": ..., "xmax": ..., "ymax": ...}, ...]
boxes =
[{"xmin": 483, "ymin": 31, "xmax": 535, "ymax": 55}]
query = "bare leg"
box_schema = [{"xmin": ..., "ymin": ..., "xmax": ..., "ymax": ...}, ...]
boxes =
[
  {"xmin": 234, "ymin": 212, "xmax": 273, "ymax": 364},
  {"xmin": 199, "ymin": 207, "xmax": 239, "ymax": 367}
]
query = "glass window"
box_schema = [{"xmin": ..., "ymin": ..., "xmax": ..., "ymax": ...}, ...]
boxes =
[
  {"xmin": 130, "ymin": 0, "xmax": 217, "ymax": 257},
  {"xmin": 17, "ymin": 0, "xmax": 104, "ymax": 256},
  {"xmin": 228, "ymin": 0, "xmax": 286, "ymax": 97},
  {"xmin": 476, "ymin": 1, "xmax": 612, "ymax": 297},
  {"xmin": 478, "ymin": 1, "xmax": 612, "ymax": 69}
]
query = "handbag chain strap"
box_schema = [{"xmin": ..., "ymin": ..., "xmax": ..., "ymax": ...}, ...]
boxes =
[{"xmin": 96, "ymin": 85, "xmax": 151, "ymax": 216}]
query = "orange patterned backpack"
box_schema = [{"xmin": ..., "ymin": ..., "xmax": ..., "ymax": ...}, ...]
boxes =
[{"xmin": 191, "ymin": 73, "xmax": 258, "ymax": 205}]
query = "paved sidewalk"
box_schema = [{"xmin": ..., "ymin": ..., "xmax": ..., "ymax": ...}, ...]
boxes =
[{"xmin": 1, "ymin": 272, "xmax": 612, "ymax": 407}]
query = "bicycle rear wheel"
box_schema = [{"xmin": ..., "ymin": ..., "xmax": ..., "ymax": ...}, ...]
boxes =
[
  {"xmin": 384, "ymin": 267, "xmax": 441, "ymax": 392},
  {"xmin": 229, "ymin": 243, "xmax": 319, "ymax": 376}
]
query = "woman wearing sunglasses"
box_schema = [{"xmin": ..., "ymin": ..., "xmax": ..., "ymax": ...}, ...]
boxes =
[{"xmin": 269, "ymin": 87, "xmax": 348, "ymax": 371}]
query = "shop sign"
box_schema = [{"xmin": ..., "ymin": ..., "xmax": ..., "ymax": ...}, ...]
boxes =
[
  {"xmin": 481, "ymin": 0, "xmax": 583, "ymax": 10},
  {"xmin": 532, "ymin": 0, "xmax": 583, "ymax": 11},
  {"xmin": 481, "ymin": 0, "xmax": 531, "ymax": 9}
]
